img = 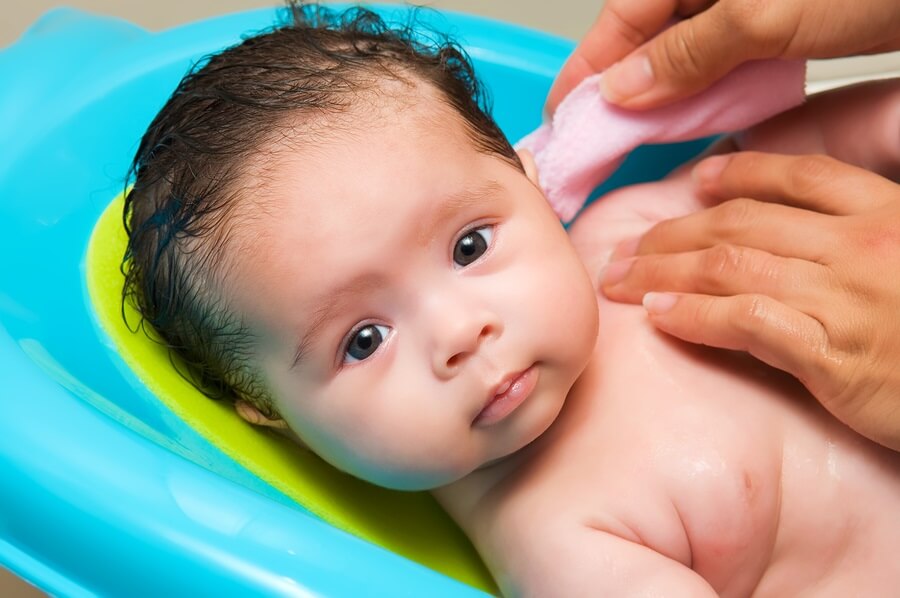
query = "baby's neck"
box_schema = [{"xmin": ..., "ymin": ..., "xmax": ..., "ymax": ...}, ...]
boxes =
[
  {"xmin": 430, "ymin": 402, "xmax": 574, "ymax": 543},
  {"xmin": 430, "ymin": 450, "xmax": 526, "ymax": 547},
  {"xmin": 431, "ymin": 366, "xmax": 593, "ymax": 537},
  {"xmin": 432, "ymin": 446, "xmax": 521, "ymax": 518}
]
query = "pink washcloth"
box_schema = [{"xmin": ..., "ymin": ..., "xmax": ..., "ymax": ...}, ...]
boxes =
[{"xmin": 517, "ymin": 60, "xmax": 807, "ymax": 222}]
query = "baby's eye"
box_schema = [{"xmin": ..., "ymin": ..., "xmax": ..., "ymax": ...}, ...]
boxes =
[
  {"xmin": 343, "ymin": 324, "xmax": 391, "ymax": 364},
  {"xmin": 453, "ymin": 225, "xmax": 494, "ymax": 267}
]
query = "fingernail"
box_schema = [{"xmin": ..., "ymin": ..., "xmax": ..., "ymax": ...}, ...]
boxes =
[
  {"xmin": 643, "ymin": 292, "xmax": 677, "ymax": 315},
  {"xmin": 602, "ymin": 258, "xmax": 634, "ymax": 286},
  {"xmin": 612, "ymin": 237, "xmax": 640, "ymax": 260},
  {"xmin": 692, "ymin": 155, "xmax": 729, "ymax": 185},
  {"xmin": 602, "ymin": 55, "xmax": 654, "ymax": 102}
]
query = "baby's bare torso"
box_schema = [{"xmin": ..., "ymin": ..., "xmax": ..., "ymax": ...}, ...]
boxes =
[{"xmin": 454, "ymin": 174, "xmax": 900, "ymax": 597}]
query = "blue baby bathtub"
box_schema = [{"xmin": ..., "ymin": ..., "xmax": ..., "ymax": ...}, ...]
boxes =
[{"xmin": 0, "ymin": 5, "xmax": 708, "ymax": 596}]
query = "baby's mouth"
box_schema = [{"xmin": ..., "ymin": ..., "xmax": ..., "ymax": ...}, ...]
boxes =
[{"xmin": 473, "ymin": 365, "xmax": 538, "ymax": 427}]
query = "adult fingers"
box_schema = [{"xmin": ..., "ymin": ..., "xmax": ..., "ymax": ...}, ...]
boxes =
[
  {"xmin": 641, "ymin": 292, "xmax": 834, "ymax": 389},
  {"xmin": 602, "ymin": 245, "xmax": 825, "ymax": 306},
  {"xmin": 601, "ymin": 2, "xmax": 767, "ymax": 109},
  {"xmin": 616, "ymin": 198, "xmax": 835, "ymax": 262},
  {"xmin": 546, "ymin": 0, "xmax": 678, "ymax": 114},
  {"xmin": 694, "ymin": 152, "xmax": 897, "ymax": 214}
]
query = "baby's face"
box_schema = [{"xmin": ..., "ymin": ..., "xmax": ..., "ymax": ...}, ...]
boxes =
[{"xmin": 227, "ymin": 96, "xmax": 599, "ymax": 490}]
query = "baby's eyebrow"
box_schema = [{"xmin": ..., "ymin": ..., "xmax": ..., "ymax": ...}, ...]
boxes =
[
  {"xmin": 290, "ymin": 274, "xmax": 383, "ymax": 369},
  {"xmin": 415, "ymin": 179, "xmax": 503, "ymax": 247}
]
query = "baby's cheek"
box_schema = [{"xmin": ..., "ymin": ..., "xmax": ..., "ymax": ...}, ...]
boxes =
[
  {"xmin": 563, "ymin": 263, "xmax": 601, "ymax": 364},
  {"xmin": 528, "ymin": 243, "xmax": 599, "ymax": 366},
  {"xmin": 327, "ymin": 371, "xmax": 480, "ymax": 490}
]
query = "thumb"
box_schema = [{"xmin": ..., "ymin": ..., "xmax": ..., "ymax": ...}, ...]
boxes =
[
  {"xmin": 546, "ymin": 0, "xmax": 676, "ymax": 115},
  {"xmin": 602, "ymin": 6, "xmax": 758, "ymax": 109}
]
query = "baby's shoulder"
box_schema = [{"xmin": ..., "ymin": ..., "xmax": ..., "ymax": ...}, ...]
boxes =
[{"xmin": 566, "ymin": 172, "xmax": 699, "ymax": 275}]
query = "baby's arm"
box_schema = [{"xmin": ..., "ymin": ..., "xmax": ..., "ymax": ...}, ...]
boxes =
[{"xmin": 507, "ymin": 526, "xmax": 717, "ymax": 597}]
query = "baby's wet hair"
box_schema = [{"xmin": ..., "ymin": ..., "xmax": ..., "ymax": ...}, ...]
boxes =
[{"xmin": 122, "ymin": 1, "xmax": 521, "ymax": 415}]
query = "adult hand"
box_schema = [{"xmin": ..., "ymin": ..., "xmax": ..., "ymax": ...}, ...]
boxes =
[
  {"xmin": 546, "ymin": 0, "xmax": 900, "ymax": 113},
  {"xmin": 601, "ymin": 151, "xmax": 900, "ymax": 451}
]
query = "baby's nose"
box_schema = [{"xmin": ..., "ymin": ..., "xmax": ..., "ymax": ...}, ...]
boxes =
[{"xmin": 431, "ymin": 314, "xmax": 501, "ymax": 379}]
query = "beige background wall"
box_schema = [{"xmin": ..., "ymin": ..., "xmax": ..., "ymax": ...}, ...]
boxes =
[
  {"xmin": 2, "ymin": 0, "xmax": 599, "ymax": 47},
  {"xmin": 0, "ymin": 1, "xmax": 897, "ymax": 596},
  {"xmin": 3, "ymin": 1, "xmax": 899, "ymax": 87}
]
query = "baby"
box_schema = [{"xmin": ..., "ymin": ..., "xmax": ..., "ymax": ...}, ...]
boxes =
[{"xmin": 123, "ymin": 3, "xmax": 900, "ymax": 596}]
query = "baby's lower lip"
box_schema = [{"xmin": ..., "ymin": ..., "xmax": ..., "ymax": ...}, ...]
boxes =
[{"xmin": 474, "ymin": 366, "xmax": 538, "ymax": 427}]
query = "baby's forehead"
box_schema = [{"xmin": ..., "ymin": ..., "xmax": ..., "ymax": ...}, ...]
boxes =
[
  {"xmin": 227, "ymin": 100, "xmax": 477, "ymax": 260},
  {"xmin": 245, "ymin": 94, "xmax": 478, "ymax": 207}
]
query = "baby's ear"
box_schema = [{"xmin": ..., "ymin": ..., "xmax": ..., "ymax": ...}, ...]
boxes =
[
  {"xmin": 235, "ymin": 399, "xmax": 288, "ymax": 429},
  {"xmin": 234, "ymin": 399, "xmax": 310, "ymax": 449},
  {"xmin": 516, "ymin": 148, "xmax": 541, "ymax": 187}
]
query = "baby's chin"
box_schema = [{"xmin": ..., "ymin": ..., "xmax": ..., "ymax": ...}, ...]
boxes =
[
  {"xmin": 353, "ymin": 461, "xmax": 481, "ymax": 492},
  {"xmin": 312, "ymin": 436, "xmax": 485, "ymax": 491},
  {"xmin": 473, "ymin": 370, "xmax": 576, "ymax": 472},
  {"xmin": 339, "ymin": 425, "xmax": 554, "ymax": 492}
]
